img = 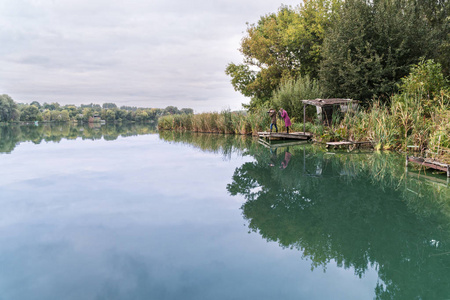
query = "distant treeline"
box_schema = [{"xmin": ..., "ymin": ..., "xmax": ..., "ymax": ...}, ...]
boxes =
[{"xmin": 0, "ymin": 94, "xmax": 193, "ymax": 123}]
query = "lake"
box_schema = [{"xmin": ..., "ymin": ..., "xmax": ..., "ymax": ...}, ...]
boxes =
[{"xmin": 0, "ymin": 123, "xmax": 449, "ymax": 300}]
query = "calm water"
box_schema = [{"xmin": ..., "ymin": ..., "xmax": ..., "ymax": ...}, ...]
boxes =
[{"xmin": 1, "ymin": 124, "xmax": 450, "ymax": 300}]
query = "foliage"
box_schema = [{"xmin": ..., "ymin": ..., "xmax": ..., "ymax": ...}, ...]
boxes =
[
  {"xmin": 416, "ymin": 0, "xmax": 450, "ymax": 77},
  {"xmin": 225, "ymin": 63, "xmax": 257, "ymax": 100},
  {"xmin": 102, "ymin": 103, "xmax": 118, "ymax": 109},
  {"xmin": 19, "ymin": 104, "xmax": 42, "ymax": 122},
  {"xmin": 0, "ymin": 94, "xmax": 20, "ymax": 122},
  {"xmin": 162, "ymin": 58, "xmax": 450, "ymax": 160},
  {"xmin": 228, "ymin": 0, "xmax": 447, "ymax": 109},
  {"xmin": 319, "ymin": 0, "xmax": 437, "ymax": 103},
  {"xmin": 295, "ymin": 0, "xmax": 341, "ymax": 78},
  {"xmin": 314, "ymin": 60, "xmax": 450, "ymax": 155},
  {"xmin": 399, "ymin": 59, "xmax": 449, "ymax": 103},
  {"xmin": 271, "ymin": 75, "xmax": 323, "ymax": 121},
  {"xmin": 0, "ymin": 95, "xmax": 192, "ymax": 124},
  {"xmin": 226, "ymin": 1, "xmax": 337, "ymax": 110}
]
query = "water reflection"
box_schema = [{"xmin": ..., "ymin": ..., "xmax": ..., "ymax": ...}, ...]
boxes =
[
  {"xmin": 2, "ymin": 127, "xmax": 450, "ymax": 299},
  {"xmin": 227, "ymin": 143, "xmax": 450, "ymax": 299},
  {"xmin": 158, "ymin": 131, "xmax": 256, "ymax": 161},
  {"xmin": 0, "ymin": 123, "xmax": 157, "ymax": 154}
]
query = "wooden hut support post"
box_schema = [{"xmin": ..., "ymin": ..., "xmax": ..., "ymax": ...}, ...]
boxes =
[{"xmin": 303, "ymin": 103, "xmax": 306, "ymax": 134}]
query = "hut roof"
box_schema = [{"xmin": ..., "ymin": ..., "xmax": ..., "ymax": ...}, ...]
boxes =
[{"xmin": 301, "ymin": 98, "xmax": 358, "ymax": 107}]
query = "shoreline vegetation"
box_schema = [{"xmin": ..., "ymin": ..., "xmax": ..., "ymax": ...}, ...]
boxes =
[
  {"xmin": 157, "ymin": 60, "xmax": 450, "ymax": 164},
  {"xmin": 158, "ymin": 0, "xmax": 449, "ymax": 165}
]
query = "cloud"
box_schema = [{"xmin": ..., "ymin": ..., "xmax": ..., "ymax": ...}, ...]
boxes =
[{"xmin": 0, "ymin": 0, "xmax": 302, "ymax": 112}]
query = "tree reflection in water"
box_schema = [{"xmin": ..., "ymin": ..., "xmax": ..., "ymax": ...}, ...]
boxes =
[
  {"xmin": 5, "ymin": 127, "xmax": 449, "ymax": 299},
  {"xmin": 227, "ymin": 143, "xmax": 450, "ymax": 300},
  {"xmin": 0, "ymin": 123, "xmax": 157, "ymax": 154}
]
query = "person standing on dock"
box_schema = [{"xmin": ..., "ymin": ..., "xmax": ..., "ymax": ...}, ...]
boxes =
[
  {"xmin": 268, "ymin": 108, "xmax": 278, "ymax": 133},
  {"xmin": 279, "ymin": 108, "xmax": 291, "ymax": 133}
]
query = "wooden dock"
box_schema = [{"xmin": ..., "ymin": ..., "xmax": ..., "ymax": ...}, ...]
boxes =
[
  {"xmin": 406, "ymin": 156, "xmax": 450, "ymax": 177},
  {"xmin": 258, "ymin": 131, "xmax": 312, "ymax": 140},
  {"xmin": 326, "ymin": 140, "xmax": 373, "ymax": 149}
]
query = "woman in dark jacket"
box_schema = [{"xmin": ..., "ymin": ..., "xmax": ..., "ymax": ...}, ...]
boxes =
[{"xmin": 268, "ymin": 108, "xmax": 278, "ymax": 133}]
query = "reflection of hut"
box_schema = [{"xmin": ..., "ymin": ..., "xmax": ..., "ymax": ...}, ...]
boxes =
[
  {"xmin": 93, "ymin": 113, "xmax": 101, "ymax": 122},
  {"xmin": 301, "ymin": 98, "xmax": 359, "ymax": 126},
  {"xmin": 89, "ymin": 113, "xmax": 102, "ymax": 123}
]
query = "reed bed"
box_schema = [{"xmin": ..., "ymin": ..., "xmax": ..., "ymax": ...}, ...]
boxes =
[{"xmin": 158, "ymin": 109, "xmax": 270, "ymax": 135}]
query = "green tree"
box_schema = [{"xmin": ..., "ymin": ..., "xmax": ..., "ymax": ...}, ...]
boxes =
[
  {"xmin": 43, "ymin": 102, "xmax": 60, "ymax": 111},
  {"xmin": 320, "ymin": 0, "xmax": 438, "ymax": 103},
  {"xmin": 181, "ymin": 108, "xmax": 194, "ymax": 114},
  {"xmin": 102, "ymin": 103, "xmax": 118, "ymax": 109},
  {"xmin": 294, "ymin": 0, "xmax": 341, "ymax": 78},
  {"xmin": 226, "ymin": 2, "xmax": 337, "ymax": 110},
  {"xmin": 60, "ymin": 110, "xmax": 70, "ymax": 122},
  {"xmin": 20, "ymin": 105, "xmax": 42, "ymax": 121},
  {"xmin": 399, "ymin": 59, "xmax": 449, "ymax": 99},
  {"xmin": 0, "ymin": 94, "xmax": 20, "ymax": 122},
  {"xmin": 417, "ymin": 0, "xmax": 449, "ymax": 75},
  {"xmin": 42, "ymin": 110, "xmax": 52, "ymax": 122},
  {"xmin": 63, "ymin": 105, "xmax": 78, "ymax": 118},
  {"xmin": 135, "ymin": 109, "xmax": 148, "ymax": 122},
  {"xmin": 115, "ymin": 109, "xmax": 127, "ymax": 122},
  {"xmin": 30, "ymin": 101, "xmax": 41, "ymax": 109},
  {"xmin": 164, "ymin": 106, "xmax": 179, "ymax": 115},
  {"xmin": 81, "ymin": 108, "xmax": 93, "ymax": 122},
  {"xmin": 51, "ymin": 110, "xmax": 62, "ymax": 121},
  {"xmin": 225, "ymin": 64, "xmax": 256, "ymax": 100},
  {"xmin": 105, "ymin": 109, "xmax": 116, "ymax": 122}
]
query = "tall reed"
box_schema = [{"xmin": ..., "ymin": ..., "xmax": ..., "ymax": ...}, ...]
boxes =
[{"xmin": 158, "ymin": 109, "xmax": 270, "ymax": 135}]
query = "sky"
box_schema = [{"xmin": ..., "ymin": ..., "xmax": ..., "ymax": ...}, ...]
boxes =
[{"xmin": 0, "ymin": 0, "xmax": 302, "ymax": 112}]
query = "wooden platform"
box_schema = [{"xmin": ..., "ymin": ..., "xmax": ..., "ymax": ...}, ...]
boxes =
[
  {"xmin": 407, "ymin": 156, "xmax": 450, "ymax": 177},
  {"xmin": 258, "ymin": 131, "xmax": 312, "ymax": 140},
  {"xmin": 326, "ymin": 141, "xmax": 373, "ymax": 149}
]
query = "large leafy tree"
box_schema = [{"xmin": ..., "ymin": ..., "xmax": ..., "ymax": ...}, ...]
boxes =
[
  {"xmin": 0, "ymin": 94, "xmax": 20, "ymax": 122},
  {"xmin": 419, "ymin": 0, "xmax": 450, "ymax": 77},
  {"xmin": 20, "ymin": 104, "xmax": 42, "ymax": 121},
  {"xmin": 226, "ymin": 1, "xmax": 337, "ymax": 110},
  {"xmin": 320, "ymin": 0, "xmax": 440, "ymax": 103}
]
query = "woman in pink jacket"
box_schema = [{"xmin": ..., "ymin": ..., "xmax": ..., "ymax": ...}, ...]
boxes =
[{"xmin": 279, "ymin": 108, "xmax": 291, "ymax": 133}]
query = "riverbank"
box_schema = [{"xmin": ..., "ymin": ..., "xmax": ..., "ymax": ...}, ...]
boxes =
[{"xmin": 158, "ymin": 96, "xmax": 450, "ymax": 166}]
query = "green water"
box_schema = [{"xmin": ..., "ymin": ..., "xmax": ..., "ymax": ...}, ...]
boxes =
[{"xmin": 1, "ymin": 124, "xmax": 449, "ymax": 299}]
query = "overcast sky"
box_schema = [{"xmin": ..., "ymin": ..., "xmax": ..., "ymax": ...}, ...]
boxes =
[{"xmin": 0, "ymin": 0, "xmax": 302, "ymax": 112}]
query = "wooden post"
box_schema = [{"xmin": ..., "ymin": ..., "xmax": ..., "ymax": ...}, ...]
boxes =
[
  {"xmin": 447, "ymin": 164, "xmax": 450, "ymax": 178},
  {"xmin": 303, "ymin": 103, "xmax": 306, "ymax": 134}
]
